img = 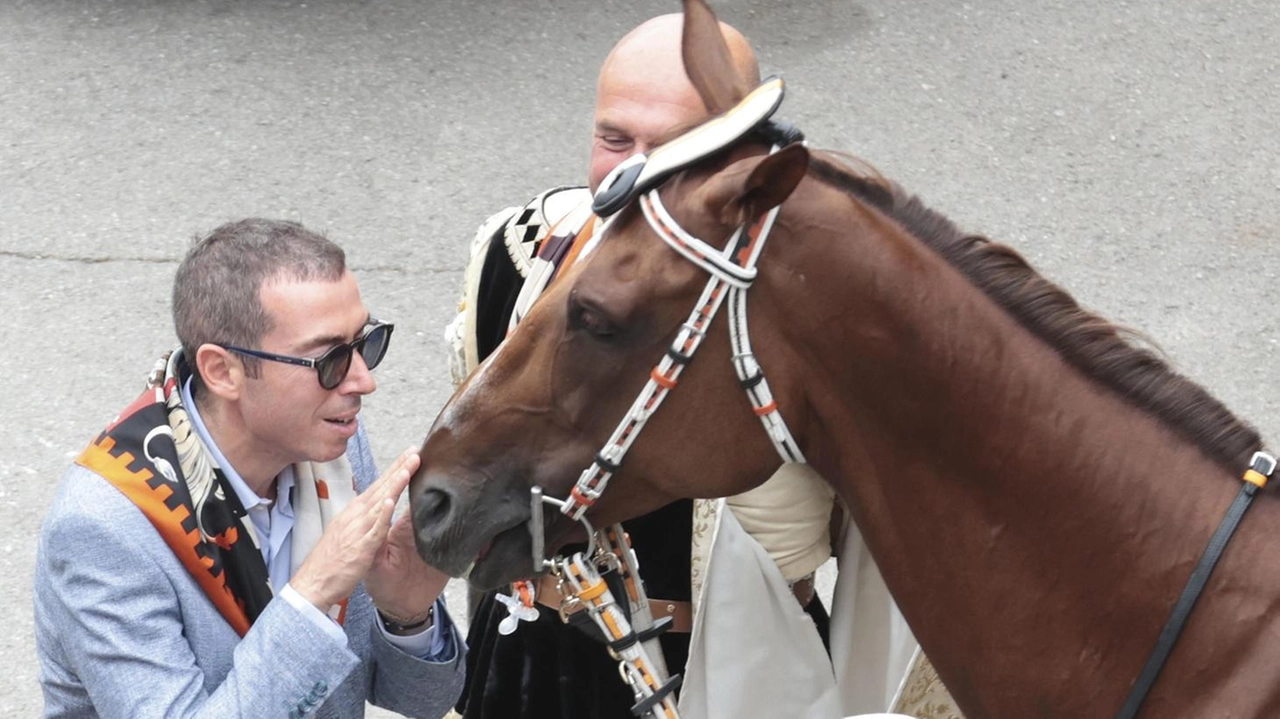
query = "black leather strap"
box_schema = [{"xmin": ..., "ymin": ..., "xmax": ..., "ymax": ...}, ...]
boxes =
[
  {"xmin": 630, "ymin": 673, "xmax": 683, "ymax": 717},
  {"xmin": 1115, "ymin": 481, "xmax": 1260, "ymax": 718}
]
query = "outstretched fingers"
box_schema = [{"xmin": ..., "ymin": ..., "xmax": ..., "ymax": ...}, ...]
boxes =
[
  {"xmin": 363, "ymin": 496, "xmax": 395, "ymax": 546},
  {"xmin": 290, "ymin": 447, "xmax": 424, "ymax": 611},
  {"xmin": 365, "ymin": 447, "xmax": 421, "ymax": 507}
]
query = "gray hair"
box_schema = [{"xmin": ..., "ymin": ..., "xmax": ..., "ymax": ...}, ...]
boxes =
[{"xmin": 173, "ymin": 218, "xmax": 347, "ymax": 392}]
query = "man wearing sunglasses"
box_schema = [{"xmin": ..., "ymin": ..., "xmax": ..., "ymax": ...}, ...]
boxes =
[{"xmin": 35, "ymin": 218, "xmax": 465, "ymax": 718}]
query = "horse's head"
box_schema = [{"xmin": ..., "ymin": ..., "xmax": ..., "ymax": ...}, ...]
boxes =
[{"xmin": 410, "ymin": 0, "xmax": 815, "ymax": 590}]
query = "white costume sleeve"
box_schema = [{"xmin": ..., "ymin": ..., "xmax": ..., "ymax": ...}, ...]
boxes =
[{"xmin": 726, "ymin": 462, "xmax": 834, "ymax": 582}]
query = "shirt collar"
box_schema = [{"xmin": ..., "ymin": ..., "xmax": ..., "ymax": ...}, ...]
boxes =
[{"xmin": 181, "ymin": 376, "xmax": 273, "ymax": 512}]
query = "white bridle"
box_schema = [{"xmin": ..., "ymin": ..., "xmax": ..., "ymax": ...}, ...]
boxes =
[
  {"xmin": 510, "ymin": 80, "xmax": 804, "ymax": 718},
  {"xmin": 513, "ymin": 155, "xmax": 805, "ymax": 719},
  {"xmin": 551, "ymin": 155, "xmax": 806, "ymax": 525}
]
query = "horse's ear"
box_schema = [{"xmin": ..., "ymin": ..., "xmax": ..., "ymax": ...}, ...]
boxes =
[
  {"xmin": 705, "ymin": 144, "xmax": 811, "ymax": 227},
  {"xmin": 682, "ymin": 0, "xmax": 750, "ymax": 114}
]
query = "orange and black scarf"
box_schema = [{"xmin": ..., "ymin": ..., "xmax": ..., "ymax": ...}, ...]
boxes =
[
  {"xmin": 77, "ymin": 352, "xmax": 271, "ymax": 635},
  {"xmin": 75, "ymin": 350, "xmax": 371, "ymax": 637}
]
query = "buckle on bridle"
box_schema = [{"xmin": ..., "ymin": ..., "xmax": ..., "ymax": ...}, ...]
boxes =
[
  {"xmin": 557, "ymin": 593, "xmax": 583, "ymax": 624},
  {"xmin": 1243, "ymin": 451, "xmax": 1277, "ymax": 491},
  {"xmin": 1250, "ymin": 451, "xmax": 1277, "ymax": 477}
]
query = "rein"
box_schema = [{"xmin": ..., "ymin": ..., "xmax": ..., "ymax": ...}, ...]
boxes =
[{"xmin": 1114, "ymin": 450, "xmax": 1276, "ymax": 718}]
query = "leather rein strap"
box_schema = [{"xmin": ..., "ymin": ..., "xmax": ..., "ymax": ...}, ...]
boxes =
[
  {"xmin": 1115, "ymin": 450, "xmax": 1276, "ymax": 718},
  {"xmin": 536, "ymin": 571, "xmax": 816, "ymax": 634}
]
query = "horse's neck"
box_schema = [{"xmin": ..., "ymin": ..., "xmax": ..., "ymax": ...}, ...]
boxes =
[{"xmin": 779, "ymin": 194, "xmax": 1243, "ymax": 715}]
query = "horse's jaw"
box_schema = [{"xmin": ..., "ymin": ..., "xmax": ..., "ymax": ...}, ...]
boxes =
[
  {"xmin": 408, "ymin": 464, "xmax": 588, "ymax": 591},
  {"xmin": 465, "ymin": 514, "xmax": 587, "ymax": 591},
  {"xmin": 462, "ymin": 519, "xmax": 536, "ymax": 590}
]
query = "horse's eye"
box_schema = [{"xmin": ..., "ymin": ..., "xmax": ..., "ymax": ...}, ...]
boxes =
[{"xmin": 568, "ymin": 298, "xmax": 618, "ymax": 339}]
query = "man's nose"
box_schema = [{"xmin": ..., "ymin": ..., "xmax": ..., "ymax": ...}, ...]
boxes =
[{"xmin": 341, "ymin": 351, "xmax": 377, "ymax": 394}]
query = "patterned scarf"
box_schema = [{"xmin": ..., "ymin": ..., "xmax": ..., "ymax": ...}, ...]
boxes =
[{"xmin": 75, "ymin": 351, "xmax": 355, "ymax": 636}]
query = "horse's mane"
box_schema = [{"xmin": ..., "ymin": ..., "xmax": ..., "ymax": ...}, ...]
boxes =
[{"xmin": 807, "ymin": 151, "xmax": 1262, "ymax": 472}]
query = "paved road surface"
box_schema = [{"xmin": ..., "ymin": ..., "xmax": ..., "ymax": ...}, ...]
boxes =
[{"xmin": 2, "ymin": 1, "xmax": 1276, "ymax": 716}]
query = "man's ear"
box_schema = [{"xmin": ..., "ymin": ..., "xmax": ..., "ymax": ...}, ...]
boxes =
[{"xmin": 195, "ymin": 344, "xmax": 245, "ymax": 402}]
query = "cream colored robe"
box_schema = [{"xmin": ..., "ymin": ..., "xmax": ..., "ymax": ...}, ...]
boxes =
[{"xmin": 681, "ymin": 474, "xmax": 960, "ymax": 719}]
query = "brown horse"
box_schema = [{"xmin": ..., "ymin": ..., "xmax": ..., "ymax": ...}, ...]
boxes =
[{"xmin": 410, "ymin": 1, "xmax": 1278, "ymax": 716}]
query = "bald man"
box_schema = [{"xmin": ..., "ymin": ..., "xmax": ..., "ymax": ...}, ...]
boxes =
[
  {"xmin": 587, "ymin": 14, "xmax": 758, "ymax": 193},
  {"xmin": 444, "ymin": 13, "xmax": 936, "ymax": 719}
]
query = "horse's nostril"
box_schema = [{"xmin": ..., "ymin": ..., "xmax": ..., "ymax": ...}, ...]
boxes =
[{"xmin": 414, "ymin": 487, "xmax": 453, "ymax": 528}]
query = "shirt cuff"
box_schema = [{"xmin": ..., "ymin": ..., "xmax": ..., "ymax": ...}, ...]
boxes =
[
  {"xmin": 280, "ymin": 583, "xmax": 348, "ymax": 646},
  {"xmin": 375, "ymin": 598, "xmax": 457, "ymax": 662}
]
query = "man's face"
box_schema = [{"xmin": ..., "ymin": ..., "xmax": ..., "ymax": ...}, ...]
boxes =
[
  {"xmin": 588, "ymin": 64, "xmax": 708, "ymax": 193},
  {"xmin": 237, "ymin": 270, "xmax": 377, "ymax": 467}
]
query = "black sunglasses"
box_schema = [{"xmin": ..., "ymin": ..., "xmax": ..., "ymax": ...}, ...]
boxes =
[{"xmin": 221, "ymin": 321, "xmax": 394, "ymax": 390}]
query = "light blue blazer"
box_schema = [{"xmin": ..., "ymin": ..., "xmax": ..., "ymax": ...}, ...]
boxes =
[{"xmin": 33, "ymin": 425, "xmax": 465, "ymax": 718}]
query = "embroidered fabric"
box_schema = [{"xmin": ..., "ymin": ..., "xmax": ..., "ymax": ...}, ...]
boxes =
[{"xmin": 446, "ymin": 187, "xmax": 593, "ymax": 386}]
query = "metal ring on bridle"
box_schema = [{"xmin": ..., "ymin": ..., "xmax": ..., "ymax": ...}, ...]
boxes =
[{"xmin": 530, "ymin": 485, "xmax": 597, "ymax": 573}]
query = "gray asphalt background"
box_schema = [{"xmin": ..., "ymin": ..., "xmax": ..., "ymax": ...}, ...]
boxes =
[{"xmin": 2, "ymin": 1, "xmax": 1276, "ymax": 716}]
